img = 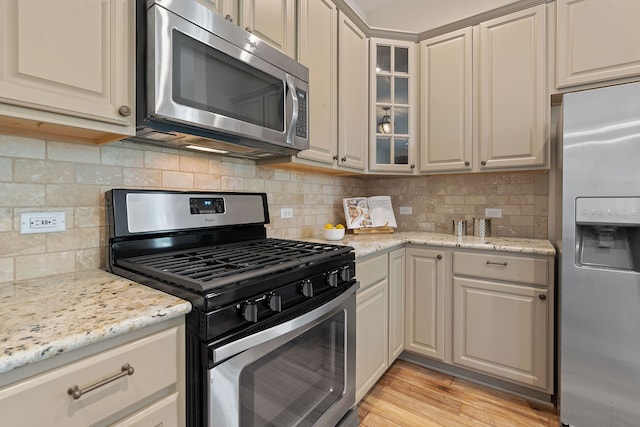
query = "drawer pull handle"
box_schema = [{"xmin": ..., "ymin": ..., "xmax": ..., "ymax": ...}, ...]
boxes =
[
  {"xmin": 486, "ymin": 261, "xmax": 508, "ymax": 266},
  {"xmin": 539, "ymin": 294, "xmax": 547, "ymax": 301},
  {"xmin": 68, "ymin": 363, "xmax": 134, "ymax": 400},
  {"xmin": 436, "ymin": 254, "xmax": 443, "ymax": 260}
]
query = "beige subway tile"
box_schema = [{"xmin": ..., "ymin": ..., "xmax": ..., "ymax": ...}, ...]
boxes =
[
  {"xmin": 0, "ymin": 232, "xmax": 45, "ymax": 257},
  {"xmin": 194, "ymin": 173, "xmax": 221, "ymax": 190},
  {"xmin": 256, "ymin": 166, "xmax": 276, "ymax": 180},
  {"xmin": 45, "ymin": 184, "xmax": 100, "ymax": 207},
  {"xmin": 0, "ymin": 183, "xmax": 45, "ymax": 207},
  {"xmin": 47, "ymin": 227, "xmax": 100, "ymax": 252},
  {"xmin": 14, "ymin": 159, "xmax": 74, "ymax": 183},
  {"xmin": 0, "ymin": 257, "xmax": 14, "ymax": 283},
  {"xmin": 15, "ymin": 251, "xmax": 75, "ymax": 280},
  {"xmin": 74, "ymin": 207, "xmax": 103, "ymax": 228},
  {"xmin": 465, "ymin": 195, "xmax": 487, "ymax": 205},
  {"xmin": 162, "ymin": 171, "xmax": 194, "ymax": 189},
  {"xmin": 179, "ymin": 155, "xmax": 209, "ymax": 173},
  {"xmin": 48, "ymin": 141, "xmax": 101, "ymax": 164},
  {"xmin": 209, "ymin": 159, "xmax": 235, "ymax": 176},
  {"xmin": 509, "ymin": 194, "xmax": 535, "ymax": 205},
  {"xmin": 535, "ymin": 195, "xmax": 548, "ymax": 216},
  {"xmin": 535, "ymin": 172, "xmax": 548, "ymax": 195},
  {"xmin": 510, "ymin": 215, "xmax": 534, "ymax": 226},
  {"xmin": 497, "ymin": 184, "xmax": 522, "ymax": 194},
  {"xmin": 0, "ymin": 158, "xmax": 11, "ymax": 181},
  {"xmin": 75, "ymin": 247, "xmax": 102, "ymax": 271},
  {"xmin": 521, "ymin": 183, "xmax": 535, "ymax": 194},
  {"xmin": 221, "ymin": 176, "xmax": 245, "ymax": 190},
  {"xmin": 123, "ymin": 168, "xmax": 162, "ymax": 187},
  {"xmin": 486, "ymin": 195, "xmax": 511, "ymax": 205},
  {"xmin": 243, "ymin": 178, "xmax": 264, "ymax": 192},
  {"xmin": 75, "ymin": 164, "xmax": 123, "ymax": 185},
  {"xmin": 509, "ymin": 173, "xmax": 534, "ymax": 184},
  {"xmin": 0, "ymin": 135, "xmax": 45, "ymax": 159},
  {"xmin": 101, "ymin": 146, "xmax": 144, "ymax": 167},
  {"xmin": 0, "ymin": 208, "xmax": 12, "ymax": 232},
  {"xmin": 145, "ymin": 151, "xmax": 180, "ymax": 170},
  {"xmin": 502, "ymin": 205, "xmax": 522, "ymax": 216},
  {"xmin": 234, "ymin": 163, "xmax": 256, "ymax": 178},
  {"xmin": 445, "ymin": 195, "xmax": 466, "ymax": 205}
]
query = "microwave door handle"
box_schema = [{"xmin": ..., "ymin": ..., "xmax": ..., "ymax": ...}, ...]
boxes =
[{"xmin": 285, "ymin": 74, "xmax": 298, "ymax": 146}]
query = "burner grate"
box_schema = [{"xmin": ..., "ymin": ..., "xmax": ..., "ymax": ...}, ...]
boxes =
[{"xmin": 116, "ymin": 239, "xmax": 351, "ymax": 292}]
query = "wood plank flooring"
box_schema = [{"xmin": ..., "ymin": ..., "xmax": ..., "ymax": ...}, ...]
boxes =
[{"xmin": 357, "ymin": 360, "xmax": 560, "ymax": 427}]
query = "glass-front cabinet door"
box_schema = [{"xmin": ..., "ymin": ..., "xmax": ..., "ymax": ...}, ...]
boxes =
[{"xmin": 369, "ymin": 39, "xmax": 416, "ymax": 173}]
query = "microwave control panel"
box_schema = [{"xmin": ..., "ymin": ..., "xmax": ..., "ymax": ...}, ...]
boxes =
[{"xmin": 296, "ymin": 90, "xmax": 307, "ymax": 138}]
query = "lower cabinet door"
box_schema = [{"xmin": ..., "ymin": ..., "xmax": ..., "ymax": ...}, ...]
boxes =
[
  {"xmin": 404, "ymin": 248, "xmax": 446, "ymax": 361},
  {"xmin": 355, "ymin": 278, "xmax": 388, "ymax": 402},
  {"xmin": 452, "ymin": 277, "xmax": 549, "ymax": 390}
]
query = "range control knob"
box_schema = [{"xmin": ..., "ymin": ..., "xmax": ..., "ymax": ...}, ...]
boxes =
[
  {"xmin": 300, "ymin": 279, "xmax": 314, "ymax": 298},
  {"xmin": 266, "ymin": 293, "xmax": 283, "ymax": 312},
  {"xmin": 340, "ymin": 266, "xmax": 352, "ymax": 281},
  {"xmin": 327, "ymin": 270, "xmax": 339, "ymax": 287},
  {"xmin": 240, "ymin": 302, "xmax": 258, "ymax": 322}
]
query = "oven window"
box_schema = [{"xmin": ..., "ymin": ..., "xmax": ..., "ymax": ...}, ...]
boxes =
[
  {"xmin": 239, "ymin": 311, "xmax": 346, "ymax": 426},
  {"xmin": 172, "ymin": 30, "xmax": 285, "ymax": 132}
]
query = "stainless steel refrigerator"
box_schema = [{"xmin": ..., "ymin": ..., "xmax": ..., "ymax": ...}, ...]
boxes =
[{"xmin": 560, "ymin": 81, "xmax": 640, "ymax": 426}]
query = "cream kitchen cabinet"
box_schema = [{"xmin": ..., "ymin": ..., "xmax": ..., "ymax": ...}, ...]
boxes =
[
  {"xmin": 419, "ymin": 5, "xmax": 549, "ymax": 173},
  {"xmin": 388, "ymin": 248, "xmax": 406, "ymax": 364},
  {"xmin": 419, "ymin": 28, "xmax": 473, "ymax": 173},
  {"xmin": 556, "ymin": 0, "xmax": 640, "ymax": 88},
  {"xmin": 369, "ymin": 39, "xmax": 417, "ymax": 173},
  {"xmin": 355, "ymin": 252, "xmax": 388, "ymax": 403},
  {"xmin": 0, "ymin": 0, "xmax": 135, "ymax": 145},
  {"xmin": 451, "ymin": 251, "xmax": 554, "ymax": 392},
  {"xmin": 337, "ymin": 11, "xmax": 368, "ymax": 171},
  {"xmin": 355, "ymin": 247, "xmax": 406, "ymax": 403},
  {"xmin": 404, "ymin": 246, "xmax": 449, "ymax": 362},
  {"xmin": 202, "ymin": 0, "xmax": 295, "ymax": 57},
  {"xmin": 0, "ymin": 321, "xmax": 185, "ymax": 427},
  {"xmin": 262, "ymin": 6, "xmax": 367, "ymax": 172}
]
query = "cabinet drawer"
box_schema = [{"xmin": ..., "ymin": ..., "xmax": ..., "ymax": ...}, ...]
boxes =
[
  {"xmin": 453, "ymin": 251, "xmax": 549, "ymax": 286},
  {"xmin": 357, "ymin": 253, "xmax": 388, "ymax": 291},
  {"xmin": 0, "ymin": 327, "xmax": 179, "ymax": 427}
]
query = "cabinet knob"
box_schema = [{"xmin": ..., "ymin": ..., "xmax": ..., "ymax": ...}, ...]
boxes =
[
  {"xmin": 332, "ymin": 155, "xmax": 338, "ymax": 161},
  {"xmin": 341, "ymin": 156, "xmax": 347, "ymax": 162},
  {"xmin": 464, "ymin": 161, "xmax": 470, "ymax": 166},
  {"xmin": 481, "ymin": 160, "xmax": 487, "ymax": 166},
  {"xmin": 539, "ymin": 294, "xmax": 547, "ymax": 301},
  {"xmin": 224, "ymin": 14, "xmax": 233, "ymax": 22},
  {"xmin": 436, "ymin": 254, "xmax": 442, "ymax": 260},
  {"xmin": 118, "ymin": 105, "xmax": 132, "ymax": 117},
  {"xmin": 410, "ymin": 164, "xmax": 416, "ymax": 169},
  {"xmin": 245, "ymin": 27, "xmax": 252, "ymax": 33}
]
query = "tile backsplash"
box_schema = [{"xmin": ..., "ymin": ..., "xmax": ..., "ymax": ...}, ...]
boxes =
[{"xmin": 1, "ymin": 135, "xmax": 547, "ymax": 282}]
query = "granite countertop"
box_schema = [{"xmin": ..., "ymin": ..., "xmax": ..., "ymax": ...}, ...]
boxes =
[
  {"xmin": 303, "ymin": 231, "xmax": 556, "ymax": 258},
  {"xmin": 0, "ymin": 269, "xmax": 191, "ymax": 375}
]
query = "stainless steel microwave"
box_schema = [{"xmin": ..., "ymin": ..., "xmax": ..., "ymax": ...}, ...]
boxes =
[{"xmin": 129, "ymin": 0, "xmax": 309, "ymax": 159}]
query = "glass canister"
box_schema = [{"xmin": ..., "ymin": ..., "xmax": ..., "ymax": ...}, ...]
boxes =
[
  {"xmin": 473, "ymin": 217, "xmax": 491, "ymax": 238},
  {"xmin": 452, "ymin": 219, "xmax": 467, "ymax": 237}
]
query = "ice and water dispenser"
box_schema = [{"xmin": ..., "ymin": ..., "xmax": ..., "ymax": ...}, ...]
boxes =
[{"xmin": 575, "ymin": 197, "xmax": 640, "ymax": 271}]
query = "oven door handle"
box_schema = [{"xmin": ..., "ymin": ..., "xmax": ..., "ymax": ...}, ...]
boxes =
[{"xmin": 212, "ymin": 283, "xmax": 358, "ymax": 364}]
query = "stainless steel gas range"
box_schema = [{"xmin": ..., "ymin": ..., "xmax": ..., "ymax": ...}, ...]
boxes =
[{"xmin": 106, "ymin": 189, "xmax": 358, "ymax": 427}]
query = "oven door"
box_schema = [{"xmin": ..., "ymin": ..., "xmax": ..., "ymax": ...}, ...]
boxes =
[
  {"xmin": 208, "ymin": 286, "xmax": 356, "ymax": 427},
  {"xmin": 147, "ymin": 2, "xmax": 308, "ymax": 150}
]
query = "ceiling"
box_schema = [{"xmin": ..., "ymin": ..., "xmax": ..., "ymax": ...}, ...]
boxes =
[{"xmin": 344, "ymin": 0, "xmax": 523, "ymax": 34}]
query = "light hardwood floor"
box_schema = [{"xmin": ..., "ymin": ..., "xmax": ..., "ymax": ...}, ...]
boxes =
[{"xmin": 357, "ymin": 360, "xmax": 559, "ymax": 427}]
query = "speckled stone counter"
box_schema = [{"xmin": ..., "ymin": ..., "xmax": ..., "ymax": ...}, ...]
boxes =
[
  {"xmin": 0, "ymin": 269, "xmax": 191, "ymax": 375},
  {"xmin": 302, "ymin": 231, "xmax": 556, "ymax": 258}
]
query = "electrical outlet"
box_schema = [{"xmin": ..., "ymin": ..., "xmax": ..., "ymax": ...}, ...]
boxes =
[
  {"xmin": 485, "ymin": 208, "xmax": 503, "ymax": 218},
  {"xmin": 280, "ymin": 208, "xmax": 293, "ymax": 218},
  {"xmin": 399, "ymin": 206, "xmax": 412, "ymax": 215},
  {"xmin": 20, "ymin": 212, "xmax": 66, "ymax": 234}
]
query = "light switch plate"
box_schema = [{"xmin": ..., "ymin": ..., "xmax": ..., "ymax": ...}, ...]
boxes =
[
  {"xmin": 20, "ymin": 212, "xmax": 66, "ymax": 234},
  {"xmin": 281, "ymin": 208, "xmax": 293, "ymax": 218},
  {"xmin": 485, "ymin": 208, "xmax": 503, "ymax": 218},
  {"xmin": 399, "ymin": 206, "xmax": 412, "ymax": 215}
]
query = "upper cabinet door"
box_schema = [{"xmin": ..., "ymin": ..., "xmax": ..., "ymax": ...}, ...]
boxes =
[
  {"xmin": 337, "ymin": 12, "xmax": 368, "ymax": 171},
  {"xmin": 557, "ymin": 0, "xmax": 640, "ymax": 88},
  {"xmin": 478, "ymin": 5, "xmax": 547, "ymax": 170},
  {"xmin": 369, "ymin": 39, "xmax": 417, "ymax": 174},
  {"xmin": 296, "ymin": 0, "xmax": 338, "ymax": 165},
  {"xmin": 0, "ymin": 0, "xmax": 133, "ymax": 129},
  {"xmin": 419, "ymin": 28, "xmax": 473, "ymax": 173},
  {"xmin": 240, "ymin": 0, "xmax": 296, "ymax": 57}
]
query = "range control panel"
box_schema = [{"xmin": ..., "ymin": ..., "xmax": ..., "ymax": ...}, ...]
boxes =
[{"xmin": 576, "ymin": 197, "xmax": 640, "ymax": 225}]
